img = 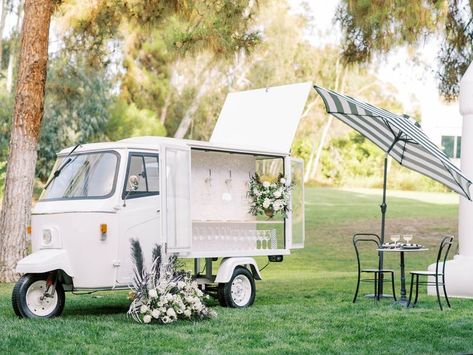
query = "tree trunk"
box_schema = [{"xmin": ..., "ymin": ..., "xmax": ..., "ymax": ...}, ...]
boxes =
[
  {"xmin": 306, "ymin": 64, "xmax": 348, "ymax": 182},
  {"xmin": 159, "ymin": 91, "xmax": 171, "ymax": 124},
  {"xmin": 174, "ymin": 71, "xmax": 215, "ymax": 139},
  {"xmin": 0, "ymin": 0, "xmax": 54, "ymax": 282},
  {"xmin": 6, "ymin": 0, "xmax": 23, "ymax": 93}
]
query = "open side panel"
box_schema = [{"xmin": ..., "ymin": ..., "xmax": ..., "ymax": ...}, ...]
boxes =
[
  {"xmin": 161, "ymin": 144, "xmax": 192, "ymax": 254},
  {"xmin": 287, "ymin": 157, "xmax": 305, "ymax": 249},
  {"xmin": 210, "ymin": 82, "xmax": 312, "ymax": 153}
]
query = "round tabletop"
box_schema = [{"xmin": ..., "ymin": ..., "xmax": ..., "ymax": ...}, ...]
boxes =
[{"xmin": 377, "ymin": 248, "xmax": 428, "ymax": 252}]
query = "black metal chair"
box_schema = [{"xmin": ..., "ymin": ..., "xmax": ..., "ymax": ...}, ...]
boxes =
[
  {"xmin": 353, "ymin": 233, "xmax": 397, "ymax": 303},
  {"xmin": 407, "ymin": 236, "xmax": 454, "ymax": 310}
]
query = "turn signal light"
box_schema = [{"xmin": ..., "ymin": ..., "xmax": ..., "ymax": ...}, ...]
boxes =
[
  {"xmin": 26, "ymin": 226, "xmax": 32, "ymax": 235},
  {"xmin": 100, "ymin": 224, "xmax": 107, "ymax": 241}
]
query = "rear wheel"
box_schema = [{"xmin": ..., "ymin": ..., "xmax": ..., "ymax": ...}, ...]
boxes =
[
  {"xmin": 12, "ymin": 273, "xmax": 65, "ymax": 318},
  {"xmin": 220, "ymin": 267, "xmax": 255, "ymax": 308}
]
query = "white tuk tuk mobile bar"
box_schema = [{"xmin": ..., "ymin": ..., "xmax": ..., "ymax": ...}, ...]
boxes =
[{"xmin": 12, "ymin": 82, "xmax": 310, "ymax": 318}]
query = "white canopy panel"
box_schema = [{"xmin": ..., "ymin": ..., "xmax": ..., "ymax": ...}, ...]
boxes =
[{"xmin": 210, "ymin": 82, "xmax": 312, "ymax": 154}]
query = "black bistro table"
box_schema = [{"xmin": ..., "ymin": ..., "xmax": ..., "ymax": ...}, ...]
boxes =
[{"xmin": 377, "ymin": 246, "xmax": 428, "ymax": 305}]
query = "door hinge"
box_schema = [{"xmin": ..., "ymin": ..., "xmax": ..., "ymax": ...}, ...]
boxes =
[{"xmin": 113, "ymin": 260, "xmax": 121, "ymax": 267}]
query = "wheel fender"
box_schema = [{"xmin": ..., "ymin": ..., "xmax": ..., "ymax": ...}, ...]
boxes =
[
  {"xmin": 15, "ymin": 249, "xmax": 74, "ymax": 277},
  {"xmin": 215, "ymin": 257, "xmax": 262, "ymax": 283}
]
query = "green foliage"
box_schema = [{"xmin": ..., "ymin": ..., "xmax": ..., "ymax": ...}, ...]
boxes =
[
  {"xmin": 0, "ymin": 92, "xmax": 13, "ymax": 159},
  {"xmin": 0, "ymin": 160, "xmax": 6, "ymax": 199},
  {"xmin": 320, "ymin": 131, "xmax": 384, "ymax": 185},
  {"xmin": 336, "ymin": 0, "xmax": 472, "ymax": 100},
  {"xmin": 318, "ymin": 131, "xmax": 449, "ymax": 193},
  {"xmin": 106, "ymin": 99, "xmax": 166, "ymax": 141},
  {"xmin": 59, "ymin": 0, "xmax": 261, "ymax": 127},
  {"xmin": 37, "ymin": 53, "xmax": 113, "ymax": 181}
]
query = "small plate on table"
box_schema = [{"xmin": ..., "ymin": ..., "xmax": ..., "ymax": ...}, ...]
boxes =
[
  {"xmin": 400, "ymin": 244, "xmax": 423, "ymax": 250},
  {"xmin": 381, "ymin": 243, "xmax": 398, "ymax": 249}
]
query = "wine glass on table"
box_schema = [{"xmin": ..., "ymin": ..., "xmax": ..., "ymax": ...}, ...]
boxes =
[
  {"xmin": 403, "ymin": 234, "xmax": 413, "ymax": 245},
  {"xmin": 390, "ymin": 234, "xmax": 401, "ymax": 247}
]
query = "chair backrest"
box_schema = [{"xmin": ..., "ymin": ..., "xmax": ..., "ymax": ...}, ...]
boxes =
[
  {"xmin": 435, "ymin": 236, "xmax": 454, "ymax": 275},
  {"xmin": 353, "ymin": 233, "xmax": 381, "ymax": 272}
]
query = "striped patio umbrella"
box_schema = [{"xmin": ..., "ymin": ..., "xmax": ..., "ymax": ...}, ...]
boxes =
[{"xmin": 314, "ymin": 85, "xmax": 472, "ymax": 295}]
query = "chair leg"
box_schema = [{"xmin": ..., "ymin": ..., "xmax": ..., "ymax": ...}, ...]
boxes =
[
  {"xmin": 414, "ymin": 275, "xmax": 420, "ymax": 305},
  {"xmin": 442, "ymin": 274, "xmax": 451, "ymax": 308},
  {"xmin": 353, "ymin": 272, "xmax": 361, "ymax": 303},
  {"xmin": 390, "ymin": 272, "xmax": 397, "ymax": 301},
  {"xmin": 435, "ymin": 275, "xmax": 443, "ymax": 311},
  {"xmin": 407, "ymin": 274, "xmax": 414, "ymax": 308},
  {"xmin": 374, "ymin": 273, "xmax": 379, "ymax": 301}
]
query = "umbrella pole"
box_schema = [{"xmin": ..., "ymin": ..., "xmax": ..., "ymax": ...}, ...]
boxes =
[{"xmin": 378, "ymin": 153, "xmax": 389, "ymax": 297}]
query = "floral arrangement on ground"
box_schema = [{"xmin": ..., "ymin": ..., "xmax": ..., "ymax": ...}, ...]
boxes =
[
  {"xmin": 127, "ymin": 240, "xmax": 216, "ymax": 324},
  {"xmin": 248, "ymin": 172, "xmax": 291, "ymax": 218}
]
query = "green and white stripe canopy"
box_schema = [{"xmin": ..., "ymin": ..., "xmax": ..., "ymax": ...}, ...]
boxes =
[{"xmin": 314, "ymin": 85, "xmax": 472, "ymax": 200}]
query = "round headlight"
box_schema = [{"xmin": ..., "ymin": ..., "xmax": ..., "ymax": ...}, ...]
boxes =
[{"xmin": 42, "ymin": 229, "xmax": 52, "ymax": 245}]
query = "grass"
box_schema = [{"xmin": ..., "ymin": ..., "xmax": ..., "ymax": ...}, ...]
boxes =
[{"xmin": 1, "ymin": 187, "xmax": 473, "ymax": 354}]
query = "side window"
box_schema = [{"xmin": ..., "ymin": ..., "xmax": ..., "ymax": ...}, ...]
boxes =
[{"xmin": 124, "ymin": 154, "xmax": 160, "ymax": 198}]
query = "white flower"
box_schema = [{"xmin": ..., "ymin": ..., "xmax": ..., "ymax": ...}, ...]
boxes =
[
  {"xmin": 143, "ymin": 314, "xmax": 152, "ymax": 324},
  {"xmin": 280, "ymin": 178, "xmax": 286, "ymax": 184},
  {"xmin": 274, "ymin": 190, "xmax": 281, "ymax": 198},
  {"xmin": 262, "ymin": 181, "xmax": 270, "ymax": 188},
  {"xmin": 140, "ymin": 305, "xmax": 148, "ymax": 314},
  {"xmin": 167, "ymin": 308, "xmax": 177, "ymax": 318},
  {"xmin": 184, "ymin": 309, "xmax": 192, "ymax": 318},
  {"xmin": 151, "ymin": 309, "xmax": 160, "ymax": 318},
  {"xmin": 165, "ymin": 293, "xmax": 173, "ymax": 302},
  {"xmin": 148, "ymin": 289, "xmax": 158, "ymax": 298},
  {"xmin": 262, "ymin": 198, "xmax": 271, "ymax": 209},
  {"xmin": 162, "ymin": 315, "xmax": 171, "ymax": 324},
  {"xmin": 273, "ymin": 199, "xmax": 284, "ymax": 211},
  {"xmin": 177, "ymin": 281, "xmax": 186, "ymax": 290}
]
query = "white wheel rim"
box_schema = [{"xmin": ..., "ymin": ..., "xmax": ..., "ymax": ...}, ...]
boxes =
[
  {"xmin": 26, "ymin": 280, "xmax": 58, "ymax": 317},
  {"xmin": 231, "ymin": 274, "xmax": 252, "ymax": 306}
]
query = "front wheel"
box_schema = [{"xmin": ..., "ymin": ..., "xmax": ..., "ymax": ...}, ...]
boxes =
[
  {"xmin": 219, "ymin": 267, "xmax": 255, "ymax": 308},
  {"xmin": 12, "ymin": 273, "xmax": 65, "ymax": 318}
]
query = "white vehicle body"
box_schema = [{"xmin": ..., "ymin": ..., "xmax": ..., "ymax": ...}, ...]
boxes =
[{"xmin": 14, "ymin": 83, "xmax": 310, "ymax": 314}]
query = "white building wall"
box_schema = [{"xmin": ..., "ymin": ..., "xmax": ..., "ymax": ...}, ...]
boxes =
[{"xmin": 421, "ymin": 98, "xmax": 462, "ymax": 165}]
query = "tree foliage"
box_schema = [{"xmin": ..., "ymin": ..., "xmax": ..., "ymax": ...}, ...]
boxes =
[
  {"xmin": 37, "ymin": 53, "xmax": 112, "ymax": 180},
  {"xmin": 336, "ymin": 0, "xmax": 473, "ymax": 100},
  {"xmin": 106, "ymin": 99, "xmax": 166, "ymax": 141}
]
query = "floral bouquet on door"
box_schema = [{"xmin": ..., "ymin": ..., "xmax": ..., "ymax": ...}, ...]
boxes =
[
  {"xmin": 127, "ymin": 240, "xmax": 216, "ymax": 324},
  {"xmin": 248, "ymin": 173, "xmax": 291, "ymax": 218}
]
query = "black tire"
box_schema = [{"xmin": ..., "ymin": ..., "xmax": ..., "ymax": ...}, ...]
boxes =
[
  {"xmin": 217, "ymin": 283, "xmax": 227, "ymax": 307},
  {"xmin": 221, "ymin": 267, "xmax": 255, "ymax": 308},
  {"xmin": 12, "ymin": 273, "xmax": 65, "ymax": 318}
]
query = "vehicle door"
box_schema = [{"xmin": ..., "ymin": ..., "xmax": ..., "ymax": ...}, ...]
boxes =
[{"xmin": 116, "ymin": 152, "xmax": 162, "ymax": 285}]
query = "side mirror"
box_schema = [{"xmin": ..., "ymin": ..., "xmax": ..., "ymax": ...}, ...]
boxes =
[
  {"xmin": 129, "ymin": 175, "xmax": 139, "ymax": 191},
  {"xmin": 123, "ymin": 175, "xmax": 139, "ymax": 207}
]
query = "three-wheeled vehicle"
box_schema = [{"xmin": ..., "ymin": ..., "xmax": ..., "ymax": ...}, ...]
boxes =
[{"xmin": 12, "ymin": 82, "xmax": 311, "ymax": 318}]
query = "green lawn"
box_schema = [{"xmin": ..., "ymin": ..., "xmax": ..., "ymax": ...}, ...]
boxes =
[{"xmin": 1, "ymin": 188, "xmax": 472, "ymax": 354}]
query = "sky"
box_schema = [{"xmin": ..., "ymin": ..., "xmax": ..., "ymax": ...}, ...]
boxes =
[{"xmin": 290, "ymin": 0, "xmax": 462, "ymax": 126}]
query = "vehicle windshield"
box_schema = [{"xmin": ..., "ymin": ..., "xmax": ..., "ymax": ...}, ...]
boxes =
[{"xmin": 40, "ymin": 152, "xmax": 119, "ymax": 200}]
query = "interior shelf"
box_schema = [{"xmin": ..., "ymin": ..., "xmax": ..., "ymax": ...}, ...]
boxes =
[{"xmin": 192, "ymin": 220, "xmax": 284, "ymax": 224}]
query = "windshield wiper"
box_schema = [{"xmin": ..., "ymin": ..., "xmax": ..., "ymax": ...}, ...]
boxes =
[{"xmin": 44, "ymin": 144, "xmax": 82, "ymax": 190}]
